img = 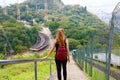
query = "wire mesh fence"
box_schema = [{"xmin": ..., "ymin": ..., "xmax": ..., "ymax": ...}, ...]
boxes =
[{"xmin": 72, "ymin": 2, "xmax": 120, "ymax": 80}]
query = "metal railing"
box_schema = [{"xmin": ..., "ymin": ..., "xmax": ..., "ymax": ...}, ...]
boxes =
[{"xmin": 0, "ymin": 58, "xmax": 54, "ymax": 80}]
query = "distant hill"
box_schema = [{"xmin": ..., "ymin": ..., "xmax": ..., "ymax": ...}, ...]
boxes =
[
  {"xmin": 0, "ymin": 0, "xmax": 120, "ymax": 52},
  {"xmin": 0, "ymin": 0, "xmax": 64, "ymax": 22}
]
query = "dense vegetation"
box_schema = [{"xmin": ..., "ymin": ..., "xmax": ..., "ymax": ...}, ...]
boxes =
[
  {"xmin": 46, "ymin": 6, "xmax": 120, "ymax": 51},
  {"xmin": 0, "ymin": 18, "xmax": 41, "ymax": 58},
  {"xmin": 0, "ymin": 0, "xmax": 120, "ymax": 58},
  {"xmin": 0, "ymin": 0, "xmax": 120, "ymax": 80},
  {"xmin": 49, "ymin": 6, "xmax": 120, "ymax": 51},
  {"xmin": 0, "ymin": 50, "xmax": 56, "ymax": 80}
]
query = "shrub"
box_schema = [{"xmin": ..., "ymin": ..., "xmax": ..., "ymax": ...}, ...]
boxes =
[{"xmin": 0, "ymin": 53, "xmax": 5, "ymax": 59}]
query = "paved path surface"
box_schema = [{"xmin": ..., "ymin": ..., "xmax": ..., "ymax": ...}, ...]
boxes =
[{"xmin": 46, "ymin": 56, "xmax": 89, "ymax": 80}]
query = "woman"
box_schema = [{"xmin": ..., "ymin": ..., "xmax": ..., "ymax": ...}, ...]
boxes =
[{"xmin": 44, "ymin": 28, "xmax": 70, "ymax": 80}]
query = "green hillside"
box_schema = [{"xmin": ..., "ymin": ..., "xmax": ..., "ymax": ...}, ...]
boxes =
[{"xmin": 0, "ymin": 0, "xmax": 120, "ymax": 57}]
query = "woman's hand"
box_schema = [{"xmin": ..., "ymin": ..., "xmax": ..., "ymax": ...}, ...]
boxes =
[
  {"xmin": 67, "ymin": 57, "xmax": 70, "ymax": 63},
  {"xmin": 42, "ymin": 56, "xmax": 48, "ymax": 60}
]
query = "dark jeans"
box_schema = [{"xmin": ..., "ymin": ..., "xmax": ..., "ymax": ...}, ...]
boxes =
[{"xmin": 55, "ymin": 59, "xmax": 67, "ymax": 80}]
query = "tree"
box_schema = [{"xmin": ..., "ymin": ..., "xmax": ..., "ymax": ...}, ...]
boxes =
[{"xmin": 68, "ymin": 38, "xmax": 80, "ymax": 50}]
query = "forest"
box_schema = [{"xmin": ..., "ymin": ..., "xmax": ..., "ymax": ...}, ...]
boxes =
[{"xmin": 0, "ymin": 0, "xmax": 120, "ymax": 59}]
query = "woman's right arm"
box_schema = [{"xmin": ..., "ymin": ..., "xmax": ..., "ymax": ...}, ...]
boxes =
[{"xmin": 44, "ymin": 40, "xmax": 56, "ymax": 58}]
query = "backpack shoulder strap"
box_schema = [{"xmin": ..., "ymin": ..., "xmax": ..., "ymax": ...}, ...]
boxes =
[
  {"xmin": 64, "ymin": 38, "xmax": 66, "ymax": 48},
  {"xmin": 64, "ymin": 38, "xmax": 66, "ymax": 43}
]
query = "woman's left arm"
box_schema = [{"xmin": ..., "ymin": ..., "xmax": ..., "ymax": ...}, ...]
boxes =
[{"xmin": 66, "ymin": 39, "xmax": 70, "ymax": 62}]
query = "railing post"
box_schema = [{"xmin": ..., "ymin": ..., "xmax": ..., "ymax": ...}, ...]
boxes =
[
  {"xmin": 34, "ymin": 61, "xmax": 37, "ymax": 80},
  {"xmin": 50, "ymin": 59, "xmax": 52, "ymax": 76},
  {"xmin": 85, "ymin": 57, "xmax": 87, "ymax": 73},
  {"xmin": 90, "ymin": 34, "xmax": 94, "ymax": 76}
]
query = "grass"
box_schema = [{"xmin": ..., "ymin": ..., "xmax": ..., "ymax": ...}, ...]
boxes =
[
  {"xmin": 91, "ymin": 67, "xmax": 106, "ymax": 80},
  {"xmin": 94, "ymin": 60, "xmax": 120, "ymax": 72},
  {"xmin": 0, "ymin": 61, "xmax": 56, "ymax": 80},
  {"xmin": 0, "ymin": 49, "xmax": 56, "ymax": 80},
  {"xmin": 112, "ymin": 48, "xmax": 120, "ymax": 56},
  {"xmin": 76, "ymin": 59, "xmax": 114, "ymax": 80},
  {"xmin": 85, "ymin": 63, "xmax": 114, "ymax": 80},
  {"xmin": 92, "ymin": 67, "xmax": 114, "ymax": 80}
]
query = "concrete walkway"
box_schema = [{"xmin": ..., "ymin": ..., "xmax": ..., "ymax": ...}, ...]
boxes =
[{"xmin": 47, "ymin": 56, "xmax": 89, "ymax": 80}]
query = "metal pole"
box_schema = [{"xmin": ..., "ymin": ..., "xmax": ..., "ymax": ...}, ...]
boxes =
[
  {"xmin": 34, "ymin": 61, "xmax": 37, "ymax": 80},
  {"xmin": 82, "ymin": 49, "xmax": 85, "ymax": 69},
  {"xmin": 85, "ymin": 47, "xmax": 87, "ymax": 73},
  {"xmin": 106, "ymin": 14, "xmax": 114, "ymax": 80},
  {"xmin": 50, "ymin": 60, "xmax": 52, "ymax": 76},
  {"xmin": 90, "ymin": 33, "xmax": 94, "ymax": 76}
]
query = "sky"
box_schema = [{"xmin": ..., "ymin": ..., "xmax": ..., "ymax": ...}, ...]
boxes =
[
  {"xmin": 0, "ymin": 0, "xmax": 119, "ymax": 13},
  {"xmin": 61, "ymin": 0, "xmax": 120, "ymax": 13}
]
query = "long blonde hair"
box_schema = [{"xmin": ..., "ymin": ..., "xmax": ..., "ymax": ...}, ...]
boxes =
[{"xmin": 56, "ymin": 28, "xmax": 65, "ymax": 46}]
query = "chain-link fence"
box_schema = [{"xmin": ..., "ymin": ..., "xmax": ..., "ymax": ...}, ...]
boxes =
[{"xmin": 72, "ymin": 2, "xmax": 120, "ymax": 80}]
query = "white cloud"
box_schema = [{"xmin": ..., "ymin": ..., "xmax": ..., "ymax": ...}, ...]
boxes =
[
  {"xmin": 61, "ymin": 0, "xmax": 119, "ymax": 13},
  {"xmin": 61, "ymin": 0, "xmax": 84, "ymax": 5},
  {"xmin": 62, "ymin": 0, "xmax": 119, "ymax": 7},
  {"xmin": 0, "ymin": 0, "xmax": 24, "ymax": 7}
]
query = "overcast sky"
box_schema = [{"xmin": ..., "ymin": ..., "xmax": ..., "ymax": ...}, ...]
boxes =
[
  {"xmin": 0, "ymin": 0, "xmax": 119, "ymax": 13},
  {"xmin": 62, "ymin": 0, "xmax": 119, "ymax": 13}
]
